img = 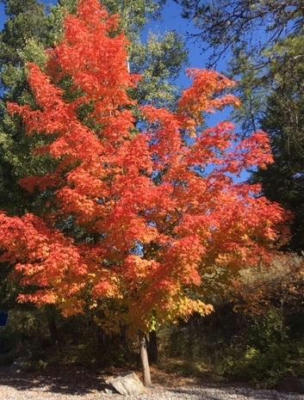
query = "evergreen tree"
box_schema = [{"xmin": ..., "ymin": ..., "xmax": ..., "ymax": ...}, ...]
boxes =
[
  {"xmin": 253, "ymin": 35, "xmax": 304, "ymax": 250},
  {"xmin": 0, "ymin": 0, "xmax": 52, "ymax": 214}
]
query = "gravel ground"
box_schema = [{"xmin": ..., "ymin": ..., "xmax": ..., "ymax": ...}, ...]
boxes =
[
  {"xmin": 0, "ymin": 383, "xmax": 304, "ymax": 400},
  {"xmin": 0, "ymin": 368, "xmax": 303, "ymax": 400}
]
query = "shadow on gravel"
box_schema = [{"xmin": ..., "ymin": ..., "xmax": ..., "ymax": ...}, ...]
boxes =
[
  {"xmin": 170, "ymin": 386, "xmax": 290, "ymax": 400},
  {"xmin": 0, "ymin": 366, "xmax": 108, "ymax": 395}
]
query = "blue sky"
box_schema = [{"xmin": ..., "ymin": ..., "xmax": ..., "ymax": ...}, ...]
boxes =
[
  {"xmin": 0, "ymin": 4, "xmax": 4, "ymax": 27},
  {"xmin": 144, "ymin": 1, "xmax": 232, "ymax": 127}
]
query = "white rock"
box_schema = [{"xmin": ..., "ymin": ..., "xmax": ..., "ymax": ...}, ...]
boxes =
[{"xmin": 106, "ymin": 372, "xmax": 146, "ymax": 395}]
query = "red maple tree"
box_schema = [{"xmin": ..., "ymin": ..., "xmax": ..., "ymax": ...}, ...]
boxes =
[{"xmin": 0, "ymin": 0, "xmax": 288, "ymax": 384}]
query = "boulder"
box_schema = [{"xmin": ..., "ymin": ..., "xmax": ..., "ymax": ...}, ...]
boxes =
[{"xmin": 106, "ymin": 372, "xmax": 146, "ymax": 395}]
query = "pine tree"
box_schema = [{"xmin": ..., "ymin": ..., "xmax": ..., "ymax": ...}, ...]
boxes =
[
  {"xmin": 253, "ymin": 35, "xmax": 304, "ymax": 250},
  {"xmin": 0, "ymin": 0, "xmax": 53, "ymax": 214}
]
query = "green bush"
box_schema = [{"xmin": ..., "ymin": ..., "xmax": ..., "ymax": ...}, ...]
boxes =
[{"xmin": 163, "ymin": 306, "xmax": 304, "ymax": 387}]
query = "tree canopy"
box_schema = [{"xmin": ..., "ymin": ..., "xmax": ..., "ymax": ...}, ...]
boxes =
[{"xmin": 0, "ymin": 0, "xmax": 287, "ymax": 336}]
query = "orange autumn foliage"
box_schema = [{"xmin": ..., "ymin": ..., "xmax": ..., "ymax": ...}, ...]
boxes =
[{"xmin": 0, "ymin": 0, "xmax": 289, "ymax": 332}]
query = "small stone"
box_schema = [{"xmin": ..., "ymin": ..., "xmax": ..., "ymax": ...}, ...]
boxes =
[
  {"xmin": 104, "ymin": 388, "xmax": 114, "ymax": 394},
  {"xmin": 10, "ymin": 358, "xmax": 29, "ymax": 373}
]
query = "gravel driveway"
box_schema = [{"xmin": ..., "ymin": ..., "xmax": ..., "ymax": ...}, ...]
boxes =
[
  {"xmin": 0, "ymin": 368, "xmax": 303, "ymax": 400},
  {"xmin": 0, "ymin": 383, "xmax": 304, "ymax": 400}
]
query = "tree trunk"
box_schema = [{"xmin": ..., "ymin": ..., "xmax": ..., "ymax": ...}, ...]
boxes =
[
  {"xmin": 46, "ymin": 307, "xmax": 59, "ymax": 346},
  {"xmin": 139, "ymin": 333, "xmax": 152, "ymax": 386},
  {"xmin": 148, "ymin": 331, "xmax": 158, "ymax": 364}
]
